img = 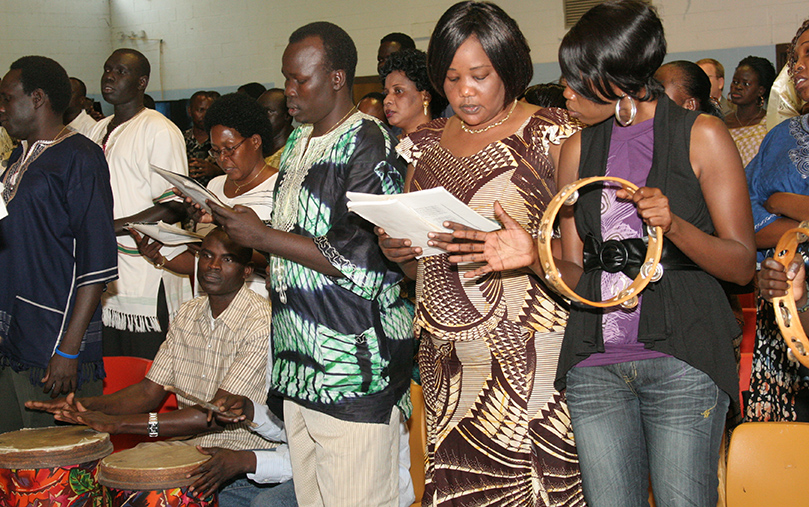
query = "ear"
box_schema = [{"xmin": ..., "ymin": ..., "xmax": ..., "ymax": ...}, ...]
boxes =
[
  {"xmin": 717, "ymin": 77, "xmax": 724, "ymax": 89},
  {"xmin": 30, "ymin": 88, "xmax": 47, "ymax": 110},
  {"xmin": 331, "ymin": 69, "xmax": 346, "ymax": 91},
  {"xmin": 250, "ymin": 133, "xmax": 262, "ymax": 152},
  {"xmin": 242, "ymin": 263, "xmax": 254, "ymax": 280},
  {"xmin": 138, "ymin": 74, "xmax": 149, "ymax": 91},
  {"xmin": 684, "ymin": 97, "xmax": 697, "ymax": 111},
  {"xmin": 422, "ymin": 90, "xmax": 431, "ymax": 103}
]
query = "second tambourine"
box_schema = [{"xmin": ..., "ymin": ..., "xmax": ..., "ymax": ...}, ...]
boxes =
[{"xmin": 537, "ymin": 176, "xmax": 664, "ymax": 309}]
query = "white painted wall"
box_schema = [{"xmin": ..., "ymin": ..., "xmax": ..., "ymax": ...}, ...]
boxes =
[
  {"xmin": 1, "ymin": 0, "xmax": 807, "ymax": 100},
  {"xmin": 0, "ymin": 0, "xmax": 111, "ymax": 94}
]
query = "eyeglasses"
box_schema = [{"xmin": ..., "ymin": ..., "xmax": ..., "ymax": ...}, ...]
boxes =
[{"xmin": 209, "ymin": 138, "xmax": 247, "ymax": 159}]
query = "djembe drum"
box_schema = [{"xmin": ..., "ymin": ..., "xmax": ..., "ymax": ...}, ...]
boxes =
[
  {"xmin": 97, "ymin": 441, "xmax": 217, "ymax": 506},
  {"xmin": 0, "ymin": 425, "xmax": 113, "ymax": 507}
]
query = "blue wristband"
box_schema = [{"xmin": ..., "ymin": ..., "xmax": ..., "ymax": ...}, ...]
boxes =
[{"xmin": 54, "ymin": 348, "xmax": 80, "ymax": 359}]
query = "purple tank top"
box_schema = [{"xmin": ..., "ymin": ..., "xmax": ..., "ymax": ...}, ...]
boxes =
[{"xmin": 577, "ymin": 118, "xmax": 668, "ymax": 367}]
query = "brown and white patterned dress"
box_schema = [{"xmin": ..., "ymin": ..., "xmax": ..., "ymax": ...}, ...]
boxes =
[{"xmin": 397, "ymin": 109, "xmax": 586, "ymax": 507}]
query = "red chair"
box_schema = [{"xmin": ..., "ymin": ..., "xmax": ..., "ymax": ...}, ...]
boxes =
[{"xmin": 102, "ymin": 356, "xmax": 177, "ymax": 451}]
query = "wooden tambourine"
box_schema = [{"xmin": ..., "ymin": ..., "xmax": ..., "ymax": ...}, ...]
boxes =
[
  {"xmin": 771, "ymin": 223, "xmax": 809, "ymax": 367},
  {"xmin": 537, "ymin": 176, "xmax": 664, "ymax": 309}
]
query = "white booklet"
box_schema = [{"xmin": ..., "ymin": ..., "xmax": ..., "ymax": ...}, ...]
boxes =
[
  {"xmin": 124, "ymin": 221, "xmax": 204, "ymax": 246},
  {"xmin": 151, "ymin": 165, "xmax": 226, "ymax": 214},
  {"xmin": 347, "ymin": 187, "xmax": 500, "ymax": 257},
  {"xmin": 0, "ymin": 183, "xmax": 6, "ymax": 221}
]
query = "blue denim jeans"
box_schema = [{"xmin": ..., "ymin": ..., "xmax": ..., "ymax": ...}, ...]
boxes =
[
  {"xmin": 566, "ymin": 356, "xmax": 729, "ymax": 507},
  {"xmin": 219, "ymin": 477, "xmax": 297, "ymax": 507}
]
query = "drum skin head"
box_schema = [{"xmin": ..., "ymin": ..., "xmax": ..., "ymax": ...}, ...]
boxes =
[
  {"xmin": 0, "ymin": 426, "xmax": 112, "ymax": 468},
  {"xmin": 98, "ymin": 441, "xmax": 211, "ymax": 490}
]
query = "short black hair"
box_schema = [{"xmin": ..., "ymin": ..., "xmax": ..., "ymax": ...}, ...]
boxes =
[
  {"xmin": 237, "ymin": 82, "xmax": 267, "ymax": 100},
  {"xmin": 360, "ymin": 92, "xmax": 385, "ymax": 102},
  {"xmin": 380, "ymin": 32, "xmax": 416, "ymax": 50},
  {"xmin": 380, "ymin": 49, "xmax": 448, "ymax": 117},
  {"xmin": 559, "ymin": 0, "xmax": 666, "ymax": 104},
  {"xmin": 10, "ymin": 56, "xmax": 71, "ymax": 114},
  {"xmin": 204, "ymin": 93, "xmax": 274, "ymax": 157},
  {"xmin": 206, "ymin": 227, "xmax": 253, "ymax": 266},
  {"xmin": 289, "ymin": 22, "xmax": 357, "ymax": 89},
  {"xmin": 69, "ymin": 77, "xmax": 87, "ymax": 98},
  {"xmin": 427, "ymin": 1, "xmax": 532, "ymax": 107},
  {"xmin": 520, "ymin": 83, "xmax": 567, "ymax": 109},
  {"xmin": 736, "ymin": 55, "xmax": 776, "ymax": 99},
  {"xmin": 789, "ymin": 19, "xmax": 809, "ymax": 80},
  {"xmin": 111, "ymin": 48, "xmax": 150, "ymax": 78},
  {"xmin": 188, "ymin": 90, "xmax": 219, "ymax": 104},
  {"xmin": 657, "ymin": 61, "xmax": 721, "ymax": 117}
]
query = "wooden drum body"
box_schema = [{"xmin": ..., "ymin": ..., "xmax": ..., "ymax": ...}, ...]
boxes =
[
  {"xmin": 98, "ymin": 441, "xmax": 217, "ymax": 507},
  {"xmin": 0, "ymin": 425, "xmax": 113, "ymax": 507}
]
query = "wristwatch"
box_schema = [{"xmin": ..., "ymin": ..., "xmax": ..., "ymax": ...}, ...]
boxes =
[{"xmin": 147, "ymin": 412, "xmax": 159, "ymax": 437}]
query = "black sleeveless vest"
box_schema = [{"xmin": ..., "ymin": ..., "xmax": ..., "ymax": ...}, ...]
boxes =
[{"xmin": 555, "ymin": 96, "xmax": 739, "ymax": 400}]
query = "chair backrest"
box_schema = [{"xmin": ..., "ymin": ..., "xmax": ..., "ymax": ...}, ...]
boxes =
[
  {"xmin": 101, "ymin": 356, "xmax": 178, "ymax": 452},
  {"xmin": 726, "ymin": 422, "xmax": 809, "ymax": 506},
  {"xmin": 408, "ymin": 381, "xmax": 427, "ymax": 507}
]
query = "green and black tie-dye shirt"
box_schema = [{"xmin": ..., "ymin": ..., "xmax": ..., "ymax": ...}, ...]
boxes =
[{"xmin": 269, "ymin": 112, "xmax": 414, "ymax": 424}]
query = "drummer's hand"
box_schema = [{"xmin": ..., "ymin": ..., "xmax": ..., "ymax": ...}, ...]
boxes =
[
  {"xmin": 24, "ymin": 392, "xmax": 79, "ymax": 414},
  {"xmin": 188, "ymin": 446, "xmax": 256, "ymax": 499},
  {"xmin": 55, "ymin": 405, "xmax": 120, "ymax": 433},
  {"xmin": 617, "ymin": 186, "xmax": 674, "ymax": 234},
  {"xmin": 375, "ymin": 227, "xmax": 422, "ymax": 263},
  {"xmin": 205, "ymin": 394, "xmax": 254, "ymax": 424},
  {"xmin": 758, "ymin": 256, "xmax": 807, "ymax": 303},
  {"xmin": 432, "ymin": 201, "xmax": 537, "ymax": 278},
  {"xmin": 129, "ymin": 229, "xmax": 164, "ymax": 265},
  {"xmin": 174, "ymin": 187, "xmax": 214, "ymax": 224},
  {"xmin": 42, "ymin": 354, "xmax": 78, "ymax": 397}
]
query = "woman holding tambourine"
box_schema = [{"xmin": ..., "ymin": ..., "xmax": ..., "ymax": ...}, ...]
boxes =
[{"xmin": 436, "ymin": 1, "xmax": 756, "ymax": 505}]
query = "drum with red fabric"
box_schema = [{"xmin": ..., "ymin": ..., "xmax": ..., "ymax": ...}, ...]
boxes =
[
  {"xmin": 97, "ymin": 441, "xmax": 217, "ymax": 506},
  {"xmin": 0, "ymin": 425, "xmax": 113, "ymax": 507}
]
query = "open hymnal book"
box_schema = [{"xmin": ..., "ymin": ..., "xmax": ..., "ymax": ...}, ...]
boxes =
[
  {"xmin": 151, "ymin": 165, "xmax": 226, "ymax": 214},
  {"xmin": 124, "ymin": 221, "xmax": 204, "ymax": 246},
  {"xmin": 347, "ymin": 187, "xmax": 500, "ymax": 257}
]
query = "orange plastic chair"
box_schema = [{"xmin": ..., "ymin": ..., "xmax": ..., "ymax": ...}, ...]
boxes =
[
  {"xmin": 102, "ymin": 356, "xmax": 177, "ymax": 451},
  {"xmin": 726, "ymin": 422, "xmax": 809, "ymax": 506},
  {"xmin": 408, "ymin": 381, "xmax": 427, "ymax": 507}
]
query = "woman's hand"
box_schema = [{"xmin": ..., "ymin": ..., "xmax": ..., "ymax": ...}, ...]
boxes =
[
  {"xmin": 431, "ymin": 201, "xmax": 538, "ymax": 278},
  {"xmin": 209, "ymin": 203, "xmax": 265, "ymax": 249},
  {"xmin": 173, "ymin": 187, "xmax": 214, "ymax": 224},
  {"xmin": 188, "ymin": 447, "xmax": 255, "ymax": 499},
  {"xmin": 616, "ymin": 186, "xmax": 674, "ymax": 234},
  {"xmin": 129, "ymin": 230, "xmax": 164, "ymax": 265},
  {"xmin": 375, "ymin": 227, "xmax": 422, "ymax": 264},
  {"xmin": 758, "ymin": 256, "xmax": 806, "ymax": 304}
]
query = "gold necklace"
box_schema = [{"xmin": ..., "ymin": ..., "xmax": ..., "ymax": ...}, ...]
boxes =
[
  {"xmin": 53, "ymin": 125, "xmax": 70, "ymax": 141},
  {"xmin": 232, "ymin": 163, "xmax": 268, "ymax": 194},
  {"xmin": 460, "ymin": 100, "xmax": 518, "ymax": 134},
  {"xmin": 734, "ymin": 108, "xmax": 764, "ymax": 128},
  {"xmin": 318, "ymin": 106, "xmax": 357, "ymax": 137}
]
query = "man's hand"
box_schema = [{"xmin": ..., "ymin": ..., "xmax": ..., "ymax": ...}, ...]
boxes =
[
  {"xmin": 206, "ymin": 394, "xmax": 254, "ymax": 424},
  {"xmin": 187, "ymin": 447, "xmax": 256, "ymax": 498},
  {"xmin": 41, "ymin": 354, "xmax": 79, "ymax": 397},
  {"xmin": 25, "ymin": 392, "xmax": 80, "ymax": 414}
]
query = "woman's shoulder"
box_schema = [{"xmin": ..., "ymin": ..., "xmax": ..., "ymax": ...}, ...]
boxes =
[
  {"xmin": 520, "ymin": 107, "xmax": 583, "ymax": 148},
  {"xmin": 396, "ymin": 117, "xmax": 448, "ymax": 165}
]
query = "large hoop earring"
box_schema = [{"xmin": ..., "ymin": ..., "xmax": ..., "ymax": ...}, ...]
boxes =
[{"xmin": 615, "ymin": 95, "xmax": 637, "ymax": 126}]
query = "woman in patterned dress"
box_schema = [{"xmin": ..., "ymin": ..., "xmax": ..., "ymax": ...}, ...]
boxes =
[
  {"xmin": 439, "ymin": 1, "xmax": 755, "ymax": 505},
  {"xmin": 724, "ymin": 56, "xmax": 776, "ymax": 167},
  {"xmin": 377, "ymin": 2, "xmax": 585, "ymax": 506}
]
